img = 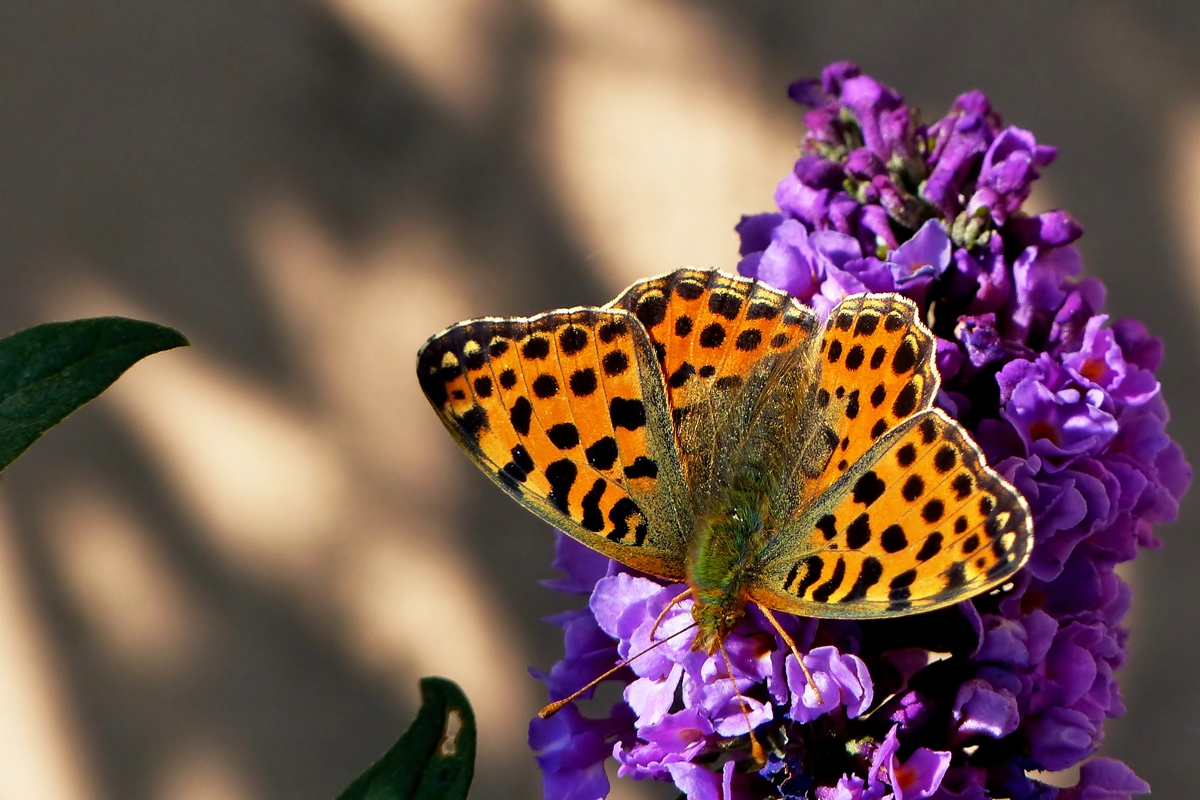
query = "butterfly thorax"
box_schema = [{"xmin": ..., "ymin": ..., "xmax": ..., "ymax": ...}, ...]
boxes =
[{"xmin": 687, "ymin": 469, "xmax": 773, "ymax": 654}]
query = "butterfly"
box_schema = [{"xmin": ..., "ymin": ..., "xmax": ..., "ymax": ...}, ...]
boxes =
[{"xmin": 417, "ymin": 268, "xmax": 1032, "ymax": 674}]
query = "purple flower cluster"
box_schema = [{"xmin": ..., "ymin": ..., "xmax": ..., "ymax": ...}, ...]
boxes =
[{"xmin": 529, "ymin": 62, "xmax": 1188, "ymax": 800}]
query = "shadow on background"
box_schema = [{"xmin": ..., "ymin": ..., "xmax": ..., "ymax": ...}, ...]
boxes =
[{"xmin": 0, "ymin": 1, "xmax": 1195, "ymax": 798}]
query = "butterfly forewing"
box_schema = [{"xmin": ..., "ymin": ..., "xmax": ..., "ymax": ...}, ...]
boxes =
[
  {"xmin": 417, "ymin": 308, "xmax": 691, "ymax": 579},
  {"xmin": 787, "ymin": 294, "xmax": 940, "ymax": 511},
  {"xmin": 609, "ymin": 269, "xmax": 821, "ymax": 510}
]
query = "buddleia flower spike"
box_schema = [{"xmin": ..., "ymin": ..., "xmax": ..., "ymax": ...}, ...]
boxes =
[{"xmin": 515, "ymin": 62, "xmax": 1187, "ymax": 800}]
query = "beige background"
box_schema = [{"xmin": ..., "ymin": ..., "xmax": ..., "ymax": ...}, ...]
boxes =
[{"xmin": 0, "ymin": 1, "xmax": 1195, "ymax": 798}]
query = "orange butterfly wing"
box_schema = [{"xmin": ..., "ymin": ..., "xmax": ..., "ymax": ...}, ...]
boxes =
[{"xmin": 417, "ymin": 307, "xmax": 691, "ymax": 579}]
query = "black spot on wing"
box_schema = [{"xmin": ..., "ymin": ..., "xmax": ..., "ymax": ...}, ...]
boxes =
[
  {"xmin": 585, "ymin": 437, "xmax": 619, "ymax": 470},
  {"xmin": 916, "ymin": 532, "xmax": 943, "ymax": 561},
  {"xmin": 735, "ymin": 329, "xmax": 762, "ymax": 351},
  {"xmin": 708, "ymin": 292, "xmax": 742, "ymax": 320},
  {"xmin": 608, "ymin": 498, "xmax": 647, "ymax": 546},
  {"xmin": 473, "ymin": 375, "xmax": 493, "ymax": 398},
  {"xmin": 669, "ymin": 363, "xmax": 696, "ymax": 388},
  {"xmin": 794, "ymin": 556, "xmax": 824, "ymax": 597},
  {"xmin": 635, "ymin": 293, "xmax": 667, "ymax": 328},
  {"xmin": 602, "ymin": 350, "xmax": 630, "ymax": 376},
  {"xmin": 510, "ymin": 444, "xmax": 535, "ymax": 474},
  {"xmin": 889, "ymin": 569, "xmax": 917, "ymax": 607},
  {"xmin": 610, "ymin": 398, "xmax": 647, "ymax": 430},
  {"xmin": 845, "ymin": 344, "xmax": 864, "ymax": 370},
  {"xmin": 747, "ymin": 301, "xmax": 780, "ymax": 320},
  {"xmin": 893, "ymin": 382, "xmax": 918, "ymax": 418},
  {"xmin": 674, "ymin": 280, "xmax": 704, "ymax": 300},
  {"xmin": 546, "ymin": 459, "xmax": 577, "ymax": 513},
  {"xmin": 532, "ymin": 374, "xmax": 559, "ymax": 398},
  {"xmin": 870, "ymin": 384, "xmax": 886, "ymax": 407},
  {"xmin": 811, "ymin": 558, "xmax": 847, "ymax": 602},
  {"xmin": 852, "ymin": 471, "xmax": 886, "ymax": 506},
  {"xmin": 462, "ymin": 347, "xmax": 487, "ymax": 372},
  {"xmin": 559, "ymin": 326, "xmax": 589, "ymax": 355},
  {"xmin": 934, "ymin": 446, "xmax": 957, "ymax": 473},
  {"xmin": 699, "ymin": 324, "xmax": 726, "ymax": 348},
  {"xmin": 548, "ymin": 423, "xmax": 580, "ymax": 449},
  {"xmin": 846, "ymin": 513, "xmax": 872, "ymax": 549},
  {"xmin": 581, "ymin": 479, "xmax": 606, "ymax": 532},
  {"xmin": 675, "ymin": 316, "xmax": 693, "ymax": 337},
  {"xmin": 624, "ymin": 457, "xmax": 658, "ymax": 479},
  {"xmin": 944, "ymin": 561, "xmax": 967, "ymax": 591},
  {"xmin": 841, "ymin": 556, "xmax": 883, "ymax": 602},
  {"xmin": 569, "ymin": 368, "xmax": 598, "ymax": 397},
  {"xmin": 845, "ymin": 390, "xmax": 860, "ymax": 420},
  {"xmin": 901, "ymin": 475, "xmax": 924, "ymax": 502},
  {"xmin": 460, "ymin": 405, "xmax": 488, "ymax": 438},
  {"xmin": 598, "ymin": 319, "xmax": 628, "ymax": 343},
  {"xmin": 952, "ymin": 474, "xmax": 973, "ymax": 499},
  {"xmin": 783, "ymin": 562, "xmax": 800, "ymax": 592},
  {"xmin": 880, "ymin": 525, "xmax": 907, "ymax": 553},
  {"xmin": 522, "ymin": 336, "xmax": 551, "ymax": 360},
  {"xmin": 892, "ymin": 337, "xmax": 918, "ymax": 374},
  {"xmin": 854, "ymin": 312, "xmax": 880, "ymax": 336},
  {"xmin": 816, "ymin": 514, "xmax": 837, "ymax": 541},
  {"xmin": 509, "ymin": 397, "xmax": 533, "ymax": 436}
]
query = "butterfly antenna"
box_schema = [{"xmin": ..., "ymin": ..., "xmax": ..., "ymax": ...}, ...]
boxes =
[
  {"xmin": 538, "ymin": 622, "xmax": 698, "ymax": 719},
  {"xmin": 650, "ymin": 588, "xmax": 695, "ymax": 641},
  {"xmin": 717, "ymin": 638, "xmax": 766, "ymax": 766},
  {"xmin": 758, "ymin": 605, "xmax": 823, "ymax": 707}
]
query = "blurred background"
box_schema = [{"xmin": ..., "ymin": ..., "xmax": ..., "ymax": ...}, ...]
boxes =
[{"xmin": 0, "ymin": 1, "xmax": 1196, "ymax": 798}]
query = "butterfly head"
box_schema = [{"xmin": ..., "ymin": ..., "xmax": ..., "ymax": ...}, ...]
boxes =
[{"xmin": 690, "ymin": 592, "xmax": 747, "ymax": 655}]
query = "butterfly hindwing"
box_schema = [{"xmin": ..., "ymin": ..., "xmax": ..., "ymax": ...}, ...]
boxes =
[
  {"xmin": 753, "ymin": 408, "xmax": 1032, "ymax": 618},
  {"xmin": 417, "ymin": 307, "xmax": 691, "ymax": 579}
]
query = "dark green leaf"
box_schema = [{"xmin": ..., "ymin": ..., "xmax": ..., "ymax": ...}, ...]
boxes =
[
  {"xmin": 337, "ymin": 677, "xmax": 476, "ymax": 800},
  {"xmin": 0, "ymin": 317, "xmax": 188, "ymax": 471}
]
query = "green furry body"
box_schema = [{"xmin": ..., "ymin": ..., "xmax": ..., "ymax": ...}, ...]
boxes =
[{"xmin": 687, "ymin": 468, "xmax": 773, "ymax": 654}]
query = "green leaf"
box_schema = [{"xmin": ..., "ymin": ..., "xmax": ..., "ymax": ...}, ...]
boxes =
[
  {"xmin": 337, "ymin": 677, "xmax": 476, "ymax": 800},
  {"xmin": 0, "ymin": 316, "xmax": 188, "ymax": 471}
]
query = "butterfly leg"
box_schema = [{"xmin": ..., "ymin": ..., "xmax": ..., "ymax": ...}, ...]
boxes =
[
  {"xmin": 757, "ymin": 605, "xmax": 823, "ymax": 707},
  {"xmin": 718, "ymin": 638, "xmax": 766, "ymax": 766},
  {"xmin": 649, "ymin": 587, "xmax": 695, "ymax": 641}
]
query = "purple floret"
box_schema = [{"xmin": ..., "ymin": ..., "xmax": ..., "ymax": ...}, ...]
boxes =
[{"xmin": 531, "ymin": 61, "xmax": 1185, "ymax": 799}]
